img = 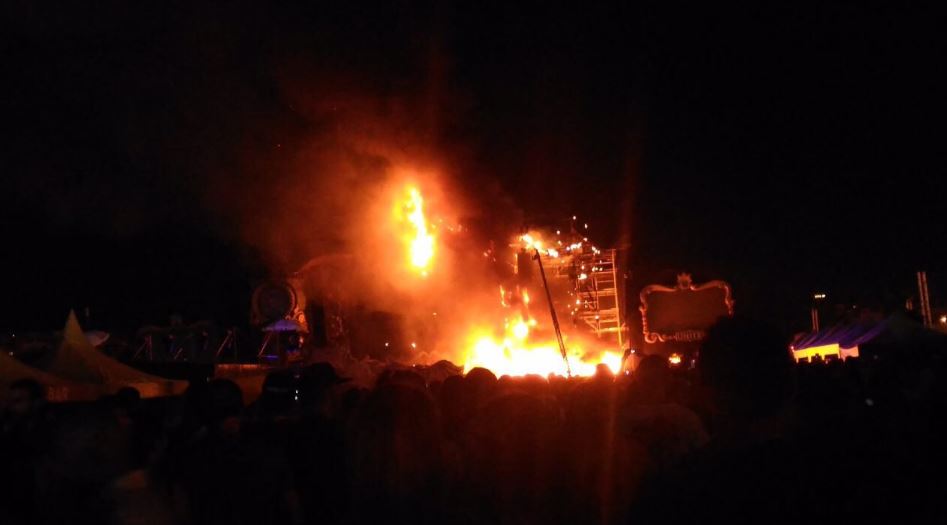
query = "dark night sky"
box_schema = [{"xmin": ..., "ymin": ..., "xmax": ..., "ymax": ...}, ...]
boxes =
[{"xmin": 2, "ymin": 2, "xmax": 945, "ymax": 333}]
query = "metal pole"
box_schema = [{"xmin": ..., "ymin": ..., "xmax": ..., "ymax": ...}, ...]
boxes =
[
  {"xmin": 916, "ymin": 272, "xmax": 923, "ymax": 326},
  {"xmin": 258, "ymin": 331, "xmax": 273, "ymax": 359},
  {"xmin": 925, "ymin": 272, "xmax": 933, "ymax": 327},
  {"xmin": 811, "ymin": 293, "xmax": 825, "ymax": 332},
  {"xmin": 534, "ymin": 248, "xmax": 572, "ymax": 376},
  {"xmin": 215, "ymin": 329, "xmax": 233, "ymax": 359},
  {"xmin": 609, "ymin": 249, "xmax": 624, "ymax": 352},
  {"xmin": 926, "ymin": 273, "xmax": 934, "ymax": 327},
  {"xmin": 917, "ymin": 271, "xmax": 933, "ymax": 328}
]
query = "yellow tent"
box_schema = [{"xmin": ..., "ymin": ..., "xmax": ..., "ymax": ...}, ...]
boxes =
[
  {"xmin": 45, "ymin": 311, "xmax": 188, "ymax": 398},
  {"xmin": 0, "ymin": 351, "xmax": 100, "ymax": 402}
]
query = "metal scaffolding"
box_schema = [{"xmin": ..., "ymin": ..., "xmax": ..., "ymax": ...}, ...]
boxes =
[{"xmin": 542, "ymin": 245, "xmax": 625, "ymax": 352}]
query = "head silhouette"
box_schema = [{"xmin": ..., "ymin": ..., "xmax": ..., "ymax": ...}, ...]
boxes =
[
  {"xmin": 6, "ymin": 378, "xmax": 45, "ymax": 417},
  {"xmin": 629, "ymin": 354, "xmax": 671, "ymax": 404},
  {"xmin": 698, "ymin": 316, "xmax": 793, "ymax": 420}
]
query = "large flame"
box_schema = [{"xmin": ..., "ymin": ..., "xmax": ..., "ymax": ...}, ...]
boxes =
[
  {"xmin": 461, "ymin": 286, "xmax": 623, "ymax": 377},
  {"xmin": 390, "ymin": 185, "xmax": 622, "ymax": 377},
  {"xmin": 464, "ymin": 334, "xmax": 623, "ymax": 377},
  {"xmin": 398, "ymin": 186, "xmax": 435, "ymax": 277}
]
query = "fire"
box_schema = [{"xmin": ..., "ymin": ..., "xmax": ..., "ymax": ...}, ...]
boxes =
[
  {"xmin": 465, "ymin": 334, "xmax": 569, "ymax": 377},
  {"xmin": 519, "ymin": 233, "xmax": 560, "ymax": 258},
  {"xmin": 389, "ymin": 186, "xmax": 623, "ymax": 377},
  {"xmin": 462, "ymin": 284, "xmax": 622, "ymax": 377},
  {"xmin": 399, "ymin": 187, "xmax": 434, "ymax": 276},
  {"xmin": 511, "ymin": 320, "xmax": 530, "ymax": 340},
  {"xmin": 463, "ymin": 330, "xmax": 623, "ymax": 377}
]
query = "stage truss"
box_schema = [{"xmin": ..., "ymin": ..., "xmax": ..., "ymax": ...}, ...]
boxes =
[{"xmin": 541, "ymin": 245, "xmax": 627, "ymax": 352}]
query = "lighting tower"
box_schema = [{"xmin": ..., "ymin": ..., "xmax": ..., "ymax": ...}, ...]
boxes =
[{"xmin": 539, "ymin": 219, "xmax": 626, "ymax": 352}]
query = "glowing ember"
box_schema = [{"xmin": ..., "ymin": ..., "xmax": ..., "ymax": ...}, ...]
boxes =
[{"xmin": 400, "ymin": 187, "xmax": 434, "ymax": 276}]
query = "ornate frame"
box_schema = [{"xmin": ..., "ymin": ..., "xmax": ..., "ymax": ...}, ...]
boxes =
[{"xmin": 639, "ymin": 273, "xmax": 734, "ymax": 344}]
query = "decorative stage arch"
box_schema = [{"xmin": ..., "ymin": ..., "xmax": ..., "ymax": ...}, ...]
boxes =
[{"xmin": 639, "ymin": 273, "xmax": 734, "ymax": 344}]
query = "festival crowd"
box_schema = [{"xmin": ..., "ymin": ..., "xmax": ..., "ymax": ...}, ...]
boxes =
[{"xmin": 2, "ymin": 316, "xmax": 945, "ymax": 524}]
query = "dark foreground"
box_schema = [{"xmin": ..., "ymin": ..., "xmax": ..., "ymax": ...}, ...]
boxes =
[{"xmin": 2, "ymin": 317, "xmax": 946, "ymax": 524}]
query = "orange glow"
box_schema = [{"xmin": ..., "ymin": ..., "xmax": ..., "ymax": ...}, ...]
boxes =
[
  {"xmin": 385, "ymin": 187, "xmax": 621, "ymax": 377},
  {"xmin": 518, "ymin": 232, "xmax": 563, "ymax": 258},
  {"xmin": 668, "ymin": 353, "xmax": 682, "ymax": 366},
  {"xmin": 398, "ymin": 187, "xmax": 434, "ymax": 276},
  {"xmin": 463, "ymin": 328, "xmax": 623, "ymax": 377},
  {"xmin": 460, "ymin": 282, "xmax": 621, "ymax": 377},
  {"xmin": 511, "ymin": 319, "xmax": 530, "ymax": 340}
]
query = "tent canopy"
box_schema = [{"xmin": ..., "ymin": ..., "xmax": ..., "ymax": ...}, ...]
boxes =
[
  {"xmin": 44, "ymin": 311, "xmax": 187, "ymax": 398},
  {"xmin": 792, "ymin": 312, "xmax": 947, "ymax": 359},
  {"xmin": 0, "ymin": 351, "xmax": 100, "ymax": 402}
]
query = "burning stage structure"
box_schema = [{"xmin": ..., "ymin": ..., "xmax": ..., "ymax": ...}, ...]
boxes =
[{"xmin": 254, "ymin": 175, "xmax": 628, "ymax": 378}]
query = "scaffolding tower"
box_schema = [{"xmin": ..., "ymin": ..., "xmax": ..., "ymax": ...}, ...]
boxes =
[{"xmin": 542, "ymin": 245, "xmax": 626, "ymax": 351}]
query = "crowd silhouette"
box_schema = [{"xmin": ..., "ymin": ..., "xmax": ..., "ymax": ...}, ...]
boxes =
[{"xmin": 2, "ymin": 316, "xmax": 946, "ymax": 524}]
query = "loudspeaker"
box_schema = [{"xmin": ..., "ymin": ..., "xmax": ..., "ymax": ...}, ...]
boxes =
[{"xmin": 250, "ymin": 279, "xmax": 309, "ymax": 331}]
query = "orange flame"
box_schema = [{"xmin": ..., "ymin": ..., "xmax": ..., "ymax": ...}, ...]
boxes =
[
  {"xmin": 462, "ymin": 283, "xmax": 622, "ymax": 377},
  {"xmin": 390, "ymin": 187, "xmax": 622, "ymax": 377},
  {"xmin": 398, "ymin": 187, "xmax": 434, "ymax": 277},
  {"xmin": 463, "ymin": 328, "xmax": 623, "ymax": 377}
]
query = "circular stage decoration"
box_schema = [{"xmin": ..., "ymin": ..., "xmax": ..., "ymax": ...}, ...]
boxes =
[{"xmin": 251, "ymin": 280, "xmax": 298, "ymax": 326}]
